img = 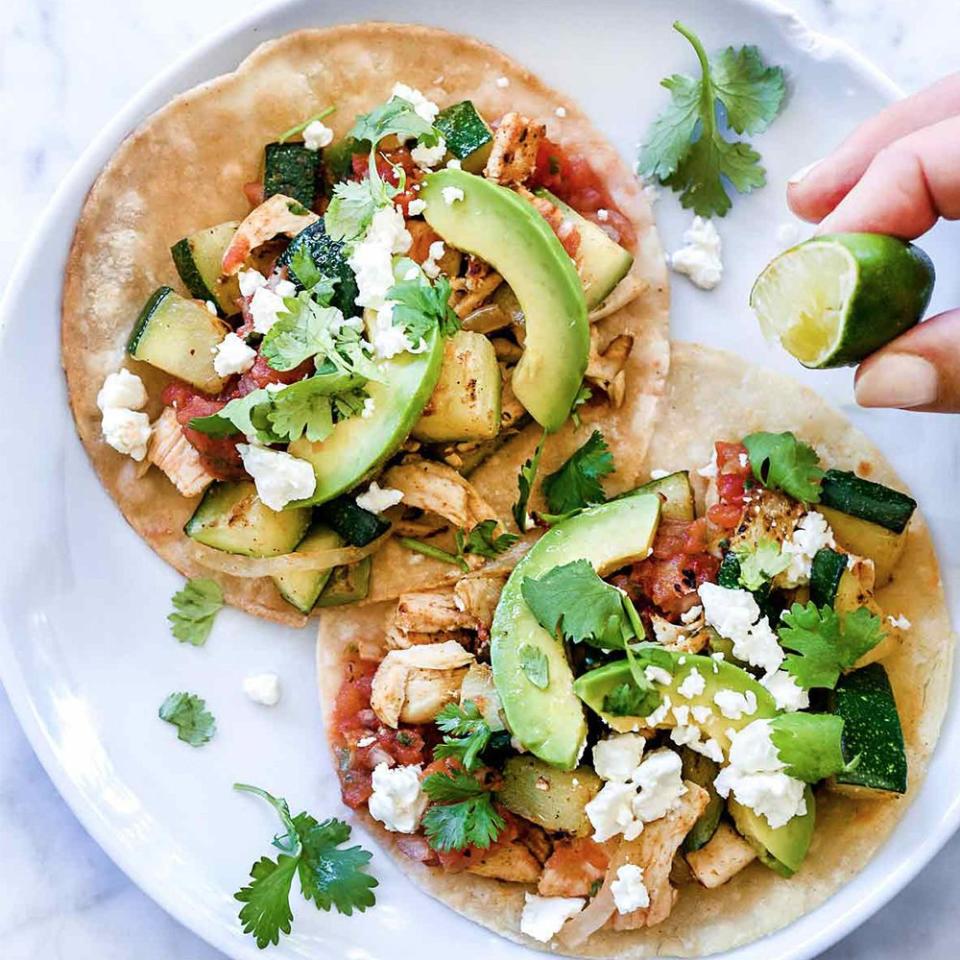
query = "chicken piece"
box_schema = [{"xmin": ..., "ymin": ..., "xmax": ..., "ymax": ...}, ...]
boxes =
[
  {"xmin": 610, "ymin": 782, "xmax": 709, "ymax": 930},
  {"xmin": 382, "ymin": 460, "xmax": 500, "ymax": 531},
  {"xmin": 498, "ymin": 368, "xmax": 527, "ymax": 430},
  {"xmin": 519, "ymin": 186, "xmax": 581, "ymax": 259},
  {"xmin": 452, "ymin": 270, "xmax": 504, "ymax": 319},
  {"xmin": 685, "ymin": 822, "xmax": 757, "ymax": 888},
  {"xmin": 147, "ymin": 407, "xmax": 213, "ymax": 497},
  {"xmin": 730, "ymin": 488, "xmax": 805, "ymax": 553},
  {"xmin": 370, "ymin": 641, "xmax": 475, "ymax": 727},
  {"xmin": 650, "ymin": 614, "xmax": 709, "ymax": 655},
  {"xmin": 385, "ymin": 590, "xmax": 479, "ymax": 650},
  {"xmin": 585, "ymin": 328, "xmax": 634, "ymax": 409},
  {"xmin": 220, "ymin": 194, "xmax": 319, "ymax": 275},
  {"xmin": 454, "ymin": 576, "xmax": 506, "ymax": 630},
  {"xmin": 483, "ymin": 112, "xmax": 545, "ymax": 185},
  {"xmin": 459, "ymin": 662, "xmax": 506, "ymax": 730},
  {"xmin": 538, "ymin": 838, "xmax": 611, "ymax": 897},
  {"xmin": 520, "ymin": 824, "xmax": 554, "ymax": 866},
  {"xmin": 467, "ymin": 842, "xmax": 542, "ymax": 883}
]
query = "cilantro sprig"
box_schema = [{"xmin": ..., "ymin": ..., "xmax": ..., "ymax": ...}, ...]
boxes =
[
  {"xmin": 398, "ymin": 520, "xmax": 518, "ymax": 572},
  {"xmin": 512, "ymin": 431, "xmax": 547, "ymax": 531},
  {"xmin": 732, "ymin": 537, "xmax": 789, "ymax": 591},
  {"xmin": 234, "ymin": 784, "xmax": 377, "ymax": 948},
  {"xmin": 421, "ymin": 771, "xmax": 505, "ymax": 852},
  {"xmin": 542, "ymin": 430, "xmax": 615, "ymax": 515},
  {"xmin": 638, "ymin": 21, "xmax": 786, "ymax": 217},
  {"xmin": 387, "ymin": 273, "xmax": 461, "ymax": 343},
  {"xmin": 433, "ymin": 700, "xmax": 492, "ymax": 770},
  {"xmin": 743, "ymin": 431, "xmax": 824, "ymax": 502},
  {"xmin": 158, "ymin": 692, "xmax": 216, "ymax": 746},
  {"xmin": 168, "ymin": 578, "xmax": 223, "ymax": 646}
]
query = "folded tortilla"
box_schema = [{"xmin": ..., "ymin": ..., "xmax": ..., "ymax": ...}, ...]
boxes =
[
  {"xmin": 315, "ymin": 342, "xmax": 953, "ymax": 957},
  {"xmin": 62, "ymin": 23, "xmax": 669, "ymax": 625}
]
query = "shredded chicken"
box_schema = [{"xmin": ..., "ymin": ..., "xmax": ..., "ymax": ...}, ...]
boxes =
[
  {"xmin": 382, "ymin": 460, "xmax": 500, "ymax": 531},
  {"xmin": 220, "ymin": 194, "xmax": 319, "ymax": 275},
  {"xmin": 650, "ymin": 614, "xmax": 709, "ymax": 655},
  {"xmin": 585, "ymin": 328, "xmax": 634, "ymax": 409},
  {"xmin": 517, "ymin": 185, "xmax": 581, "ymax": 259},
  {"xmin": 538, "ymin": 838, "xmax": 611, "ymax": 897},
  {"xmin": 520, "ymin": 825, "xmax": 554, "ymax": 865},
  {"xmin": 147, "ymin": 407, "xmax": 213, "ymax": 497},
  {"xmin": 467, "ymin": 842, "xmax": 542, "ymax": 882},
  {"xmin": 370, "ymin": 640, "xmax": 475, "ymax": 727},
  {"xmin": 452, "ymin": 274, "xmax": 504, "ymax": 318},
  {"xmin": 385, "ymin": 591, "xmax": 478, "ymax": 650},
  {"xmin": 497, "ymin": 368, "xmax": 527, "ymax": 430},
  {"xmin": 459, "ymin": 662, "xmax": 505, "ymax": 729},
  {"xmin": 685, "ymin": 822, "xmax": 757, "ymax": 888},
  {"xmin": 454, "ymin": 576, "xmax": 506, "ymax": 629},
  {"xmin": 483, "ymin": 112, "xmax": 545, "ymax": 185}
]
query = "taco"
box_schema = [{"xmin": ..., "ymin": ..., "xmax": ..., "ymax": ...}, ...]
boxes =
[
  {"xmin": 62, "ymin": 23, "xmax": 669, "ymax": 626},
  {"xmin": 317, "ymin": 342, "xmax": 952, "ymax": 956}
]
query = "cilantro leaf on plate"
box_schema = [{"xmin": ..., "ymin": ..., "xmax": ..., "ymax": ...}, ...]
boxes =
[
  {"xmin": 433, "ymin": 700, "xmax": 491, "ymax": 771},
  {"xmin": 236, "ymin": 853, "xmax": 299, "ymax": 948},
  {"xmin": 168, "ymin": 578, "xmax": 223, "ymax": 646},
  {"xmin": 542, "ymin": 430, "xmax": 614, "ymax": 515},
  {"xmin": 512, "ymin": 431, "xmax": 547, "ymax": 532},
  {"xmin": 387, "ymin": 274, "xmax": 460, "ymax": 343},
  {"xmin": 779, "ymin": 602, "xmax": 886, "ymax": 689},
  {"xmin": 518, "ymin": 643, "xmax": 549, "ymax": 689},
  {"xmin": 637, "ymin": 21, "xmax": 786, "ymax": 217},
  {"xmin": 158, "ymin": 692, "xmax": 216, "ymax": 746},
  {"xmin": 421, "ymin": 772, "xmax": 505, "ymax": 852},
  {"xmin": 743, "ymin": 431, "xmax": 824, "ymax": 502},
  {"xmin": 732, "ymin": 537, "xmax": 789, "ymax": 591},
  {"xmin": 521, "ymin": 559, "xmax": 637, "ymax": 650},
  {"xmin": 325, "ymin": 179, "xmax": 382, "ymax": 242}
]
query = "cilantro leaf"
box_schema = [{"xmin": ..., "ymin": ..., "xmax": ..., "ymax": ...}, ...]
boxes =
[
  {"xmin": 236, "ymin": 853, "xmax": 299, "ymax": 948},
  {"xmin": 433, "ymin": 700, "xmax": 491, "ymax": 771},
  {"xmin": 422, "ymin": 768, "xmax": 487, "ymax": 802},
  {"xmin": 387, "ymin": 274, "xmax": 460, "ymax": 343},
  {"xmin": 732, "ymin": 538, "xmax": 789, "ymax": 591},
  {"xmin": 768, "ymin": 713, "xmax": 848, "ymax": 782},
  {"xmin": 779, "ymin": 602, "xmax": 886, "ymax": 690},
  {"xmin": 189, "ymin": 388, "xmax": 279, "ymax": 444},
  {"xmin": 512, "ymin": 431, "xmax": 546, "ymax": 531},
  {"xmin": 518, "ymin": 643, "xmax": 549, "ymax": 689},
  {"xmin": 638, "ymin": 21, "xmax": 786, "ymax": 217},
  {"xmin": 743, "ymin": 431, "xmax": 824, "ymax": 502},
  {"xmin": 570, "ymin": 384, "xmax": 592, "ymax": 429},
  {"xmin": 521, "ymin": 559, "xmax": 636, "ymax": 650},
  {"xmin": 542, "ymin": 430, "xmax": 614, "ymax": 515},
  {"xmin": 421, "ymin": 772, "xmax": 505, "ymax": 852},
  {"xmin": 267, "ymin": 370, "xmax": 368, "ymax": 443},
  {"xmin": 168, "ymin": 578, "xmax": 223, "ymax": 646},
  {"xmin": 158, "ymin": 692, "xmax": 216, "ymax": 746},
  {"xmin": 457, "ymin": 519, "xmax": 519, "ymax": 560},
  {"xmin": 325, "ymin": 179, "xmax": 380, "ymax": 242},
  {"xmin": 603, "ymin": 679, "xmax": 659, "ymax": 718},
  {"xmin": 287, "ymin": 247, "xmax": 337, "ymax": 297},
  {"xmin": 349, "ymin": 97, "xmax": 440, "ymax": 150}
]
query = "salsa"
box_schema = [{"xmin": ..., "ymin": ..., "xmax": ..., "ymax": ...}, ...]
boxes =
[{"xmin": 707, "ymin": 441, "xmax": 752, "ymax": 530}]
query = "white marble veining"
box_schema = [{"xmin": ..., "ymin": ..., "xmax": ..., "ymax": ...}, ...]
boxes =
[{"xmin": 2, "ymin": 1, "xmax": 959, "ymax": 958}]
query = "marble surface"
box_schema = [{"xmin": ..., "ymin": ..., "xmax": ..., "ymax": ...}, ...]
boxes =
[{"xmin": 2, "ymin": 0, "xmax": 959, "ymax": 957}]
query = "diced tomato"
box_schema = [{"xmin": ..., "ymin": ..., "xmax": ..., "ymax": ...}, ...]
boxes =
[
  {"xmin": 708, "ymin": 441, "xmax": 752, "ymax": 530},
  {"xmin": 243, "ymin": 181, "xmax": 265, "ymax": 207},
  {"xmin": 538, "ymin": 837, "xmax": 610, "ymax": 897},
  {"xmin": 651, "ymin": 518, "xmax": 711, "ymax": 559},
  {"xmin": 234, "ymin": 353, "xmax": 314, "ymax": 396},
  {"xmin": 351, "ymin": 146, "xmax": 423, "ymax": 217}
]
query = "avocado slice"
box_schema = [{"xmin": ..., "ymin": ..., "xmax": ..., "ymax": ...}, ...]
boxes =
[
  {"xmin": 490, "ymin": 495, "xmax": 662, "ymax": 769},
  {"xmin": 420, "ymin": 170, "xmax": 589, "ymax": 432},
  {"xmin": 728, "ymin": 788, "xmax": 816, "ymax": 877},
  {"xmin": 287, "ymin": 328, "xmax": 444, "ymax": 507}
]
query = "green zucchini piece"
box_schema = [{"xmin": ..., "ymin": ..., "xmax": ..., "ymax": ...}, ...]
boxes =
[
  {"xmin": 170, "ymin": 221, "xmax": 241, "ymax": 316},
  {"xmin": 315, "ymin": 557, "xmax": 372, "ymax": 607},
  {"xmin": 717, "ymin": 552, "xmax": 741, "ymax": 589},
  {"xmin": 630, "ymin": 471, "xmax": 695, "ymax": 521},
  {"xmin": 680, "ymin": 749, "xmax": 723, "ymax": 852},
  {"xmin": 818, "ymin": 505, "xmax": 907, "ymax": 587},
  {"xmin": 316, "ymin": 497, "xmax": 391, "ymax": 547},
  {"xmin": 263, "ymin": 141, "xmax": 320, "ymax": 209},
  {"xmin": 809, "ymin": 547, "xmax": 847, "ymax": 607},
  {"xmin": 276, "ymin": 218, "xmax": 360, "ymax": 318},
  {"xmin": 127, "ymin": 286, "xmax": 230, "ymax": 394},
  {"xmin": 820, "ymin": 469, "xmax": 917, "ymax": 533},
  {"xmin": 184, "ymin": 481, "xmax": 311, "ymax": 556},
  {"xmin": 434, "ymin": 101, "xmax": 493, "ymax": 173},
  {"xmin": 829, "ymin": 663, "xmax": 907, "ymax": 797},
  {"xmin": 272, "ymin": 525, "xmax": 341, "ymax": 613}
]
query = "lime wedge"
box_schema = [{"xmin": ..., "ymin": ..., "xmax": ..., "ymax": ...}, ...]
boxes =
[{"xmin": 750, "ymin": 233, "xmax": 935, "ymax": 368}]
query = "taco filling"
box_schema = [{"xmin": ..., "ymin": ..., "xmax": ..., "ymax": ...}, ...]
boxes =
[
  {"xmin": 327, "ymin": 431, "xmax": 916, "ymax": 945},
  {"xmin": 93, "ymin": 85, "xmax": 645, "ymax": 614}
]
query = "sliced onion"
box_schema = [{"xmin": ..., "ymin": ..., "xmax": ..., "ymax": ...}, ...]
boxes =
[
  {"xmin": 189, "ymin": 534, "xmax": 389, "ymax": 578},
  {"xmin": 558, "ymin": 877, "xmax": 615, "ymax": 947}
]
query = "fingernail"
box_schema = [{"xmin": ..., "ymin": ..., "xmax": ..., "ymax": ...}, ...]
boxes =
[
  {"xmin": 788, "ymin": 159, "xmax": 821, "ymax": 185},
  {"xmin": 855, "ymin": 354, "xmax": 939, "ymax": 409}
]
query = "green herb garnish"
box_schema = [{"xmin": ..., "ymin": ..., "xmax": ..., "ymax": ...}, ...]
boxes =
[
  {"xmin": 168, "ymin": 578, "xmax": 223, "ymax": 646},
  {"xmin": 158, "ymin": 692, "xmax": 216, "ymax": 746},
  {"xmin": 542, "ymin": 430, "xmax": 614, "ymax": 515},
  {"xmin": 743, "ymin": 431, "xmax": 824, "ymax": 502}
]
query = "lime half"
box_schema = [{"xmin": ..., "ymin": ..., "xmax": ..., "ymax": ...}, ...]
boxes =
[{"xmin": 750, "ymin": 233, "xmax": 935, "ymax": 368}]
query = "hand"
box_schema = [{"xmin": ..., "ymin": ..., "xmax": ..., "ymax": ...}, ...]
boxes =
[{"xmin": 787, "ymin": 73, "xmax": 960, "ymax": 412}]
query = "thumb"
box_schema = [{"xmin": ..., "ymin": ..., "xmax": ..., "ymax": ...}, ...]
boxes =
[{"xmin": 854, "ymin": 309, "xmax": 960, "ymax": 412}]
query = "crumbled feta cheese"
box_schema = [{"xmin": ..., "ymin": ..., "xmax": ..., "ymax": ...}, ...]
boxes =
[
  {"xmin": 692, "ymin": 738, "xmax": 725, "ymax": 763},
  {"xmin": 713, "ymin": 688, "xmax": 758, "ymax": 720},
  {"xmin": 642, "ymin": 181, "xmax": 660, "ymax": 206},
  {"xmin": 698, "ymin": 583, "xmax": 784, "ymax": 674},
  {"xmin": 586, "ymin": 781, "xmax": 643, "ymax": 841},
  {"xmin": 677, "ymin": 668, "xmax": 706, "ymax": 699},
  {"xmin": 242, "ymin": 672, "xmax": 281, "ymax": 706},
  {"xmin": 651, "ymin": 617, "xmax": 685, "ymax": 647},
  {"xmin": 711, "ymin": 651, "xmax": 725, "ymax": 662},
  {"xmin": 391, "ymin": 83, "xmax": 440, "ymax": 124},
  {"xmin": 670, "ymin": 216, "xmax": 723, "ymax": 290},
  {"xmin": 519, "ymin": 894, "xmax": 584, "ymax": 943},
  {"xmin": 888, "ymin": 614, "xmax": 911, "ymax": 630},
  {"xmin": 495, "ymin": 76, "xmax": 510, "ymax": 89},
  {"xmin": 779, "ymin": 511, "xmax": 835, "ymax": 588},
  {"xmin": 691, "ymin": 705, "xmax": 713, "ymax": 724},
  {"xmin": 645, "ymin": 694, "xmax": 672, "ymax": 727},
  {"xmin": 672, "ymin": 705, "xmax": 690, "ymax": 726},
  {"xmin": 445, "ymin": 158, "xmax": 462, "ymax": 170},
  {"xmin": 597, "ymin": 208, "xmax": 610, "ymax": 222},
  {"xmin": 441, "ymin": 186, "xmax": 465, "ymax": 205},
  {"xmin": 555, "ymin": 106, "xmax": 567, "ymax": 118},
  {"xmin": 422, "ymin": 239, "xmax": 446, "ymax": 279},
  {"xmin": 632, "ymin": 748, "xmax": 687, "ymax": 823},
  {"xmin": 237, "ymin": 444, "xmax": 316, "ymax": 510},
  {"xmin": 681, "ymin": 604, "xmax": 703, "ymax": 625},
  {"xmin": 361, "ymin": 397, "xmax": 377, "ymax": 419},
  {"xmin": 356, "ymin": 481, "xmax": 404, "ymax": 514},
  {"xmin": 368, "ymin": 762, "xmax": 428, "ymax": 833},
  {"xmin": 213, "ymin": 332, "xmax": 257, "ymax": 376},
  {"xmin": 97, "ymin": 369, "xmax": 147, "ymax": 412},
  {"xmin": 411, "ymin": 135, "xmax": 447, "ymax": 169},
  {"xmin": 302, "ymin": 119, "xmax": 334, "ymax": 151},
  {"xmin": 761, "ymin": 670, "xmax": 810, "ymax": 712},
  {"xmin": 696, "ymin": 450, "xmax": 718, "ymax": 478},
  {"xmin": 644, "ymin": 665, "xmax": 673, "ymax": 687},
  {"xmin": 593, "ymin": 733, "xmax": 646, "ymax": 783},
  {"xmin": 348, "ymin": 205, "xmax": 412, "ymax": 310},
  {"xmin": 205, "ymin": 300, "xmax": 218, "ymax": 315},
  {"xmin": 714, "ymin": 720, "xmax": 807, "ymax": 829},
  {"xmin": 249, "ymin": 286, "xmax": 291, "ymax": 335},
  {"xmin": 611, "ymin": 864, "xmax": 650, "ymax": 914},
  {"xmin": 238, "ymin": 269, "xmax": 268, "ymax": 298},
  {"xmin": 370, "ymin": 304, "xmax": 422, "ymax": 359},
  {"xmin": 101, "ymin": 408, "xmax": 152, "ymax": 461},
  {"xmin": 407, "ymin": 198, "xmax": 427, "ymax": 216},
  {"xmin": 649, "ymin": 468, "xmax": 670, "ymax": 479},
  {"xmin": 356, "ymin": 735, "xmax": 376, "ymax": 748}
]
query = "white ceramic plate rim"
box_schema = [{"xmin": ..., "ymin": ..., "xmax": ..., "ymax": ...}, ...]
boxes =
[{"xmin": 3, "ymin": 3, "xmax": 957, "ymax": 960}]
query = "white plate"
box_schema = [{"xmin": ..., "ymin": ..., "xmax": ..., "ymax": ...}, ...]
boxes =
[{"xmin": 1, "ymin": 1, "xmax": 958, "ymax": 958}]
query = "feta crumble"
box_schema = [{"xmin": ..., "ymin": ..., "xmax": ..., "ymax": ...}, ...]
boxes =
[
  {"xmin": 441, "ymin": 186, "xmax": 465, "ymax": 205},
  {"xmin": 348, "ymin": 205, "xmax": 412, "ymax": 310},
  {"xmin": 611, "ymin": 864, "xmax": 650, "ymax": 914},
  {"xmin": 779, "ymin": 511, "xmax": 835, "ymax": 588},
  {"xmin": 303, "ymin": 119, "xmax": 334, "ymax": 151},
  {"xmin": 631, "ymin": 748, "xmax": 687, "ymax": 823},
  {"xmin": 407, "ymin": 198, "xmax": 427, "ymax": 216},
  {"xmin": 97, "ymin": 369, "xmax": 147, "ymax": 412},
  {"xmin": 555, "ymin": 106, "xmax": 567, "ymax": 118},
  {"xmin": 205, "ymin": 300, "xmax": 218, "ymax": 315},
  {"xmin": 713, "ymin": 689, "xmax": 758, "ymax": 720},
  {"xmin": 238, "ymin": 268, "xmax": 268, "ymax": 298},
  {"xmin": 368, "ymin": 762, "xmax": 428, "ymax": 833},
  {"xmin": 249, "ymin": 282, "xmax": 295, "ymax": 335},
  {"xmin": 597, "ymin": 208, "xmax": 610, "ymax": 222},
  {"xmin": 356, "ymin": 481, "xmax": 404, "ymax": 514},
  {"xmin": 520, "ymin": 894, "xmax": 584, "ymax": 943},
  {"xmin": 242, "ymin": 672, "xmax": 281, "ymax": 706},
  {"xmin": 422, "ymin": 239, "xmax": 446, "ymax": 279},
  {"xmin": 592, "ymin": 733, "xmax": 646, "ymax": 783},
  {"xmin": 888, "ymin": 614, "xmax": 912, "ymax": 630},
  {"xmin": 649, "ymin": 468, "xmax": 670, "ymax": 479},
  {"xmin": 691, "ymin": 705, "xmax": 713, "ymax": 724},
  {"xmin": 361, "ymin": 397, "xmax": 377, "ymax": 419},
  {"xmin": 446, "ymin": 158, "xmax": 462, "ymax": 170},
  {"xmin": 391, "ymin": 83, "xmax": 440, "ymax": 124},
  {"xmin": 237, "ymin": 444, "xmax": 316, "ymax": 510},
  {"xmin": 670, "ymin": 216, "xmax": 723, "ymax": 290},
  {"xmin": 585, "ymin": 781, "xmax": 643, "ymax": 841},
  {"xmin": 411, "ymin": 135, "xmax": 447, "ymax": 169},
  {"xmin": 102, "ymin": 408, "xmax": 152, "ymax": 461},
  {"xmin": 213, "ymin": 332, "xmax": 256, "ymax": 376},
  {"xmin": 677, "ymin": 668, "xmax": 706, "ymax": 699},
  {"xmin": 698, "ymin": 583, "xmax": 784, "ymax": 674},
  {"xmin": 644, "ymin": 665, "xmax": 673, "ymax": 687},
  {"xmin": 495, "ymin": 76, "xmax": 510, "ymax": 89},
  {"xmin": 761, "ymin": 670, "xmax": 810, "ymax": 712}
]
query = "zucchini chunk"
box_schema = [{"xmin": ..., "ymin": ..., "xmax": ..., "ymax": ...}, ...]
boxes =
[
  {"xmin": 820, "ymin": 469, "xmax": 917, "ymax": 533},
  {"xmin": 315, "ymin": 557, "xmax": 372, "ymax": 607},
  {"xmin": 184, "ymin": 481, "xmax": 311, "ymax": 556},
  {"xmin": 680, "ymin": 748, "xmax": 723, "ymax": 852},
  {"xmin": 316, "ymin": 496, "xmax": 391, "ymax": 547},
  {"xmin": 412, "ymin": 330, "xmax": 502, "ymax": 442},
  {"xmin": 434, "ymin": 101, "xmax": 494, "ymax": 173},
  {"xmin": 263, "ymin": 141, "xmax": 320, "ymax": 210},
  {"xmin": 819, "ymin": 505, "xmax": 907, "ymax": 587},
  {"xmin": 630, "ymin": 470, "xmax": 695, "ymax": 521},
  {"xmin": 497, "ymin": 756, "xmax": 601, "ymax": 836},
  {"xmin": 829, "ymin": 663, "xmax": 907, "ymax": 797},
  {"xmin": 809, "ymin": 547, "xmax": 847, "ymax": 607},
  {"xmin": 272, "ymin": 524, "xmax": 341, "ymax": 613},
  {"xmin": 170, "ymin": 221, "xmax": 241, "ymax": 316},
  {"xmin": 127, "ymin": 287, "xmax": 230, "ymax": 394}
]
